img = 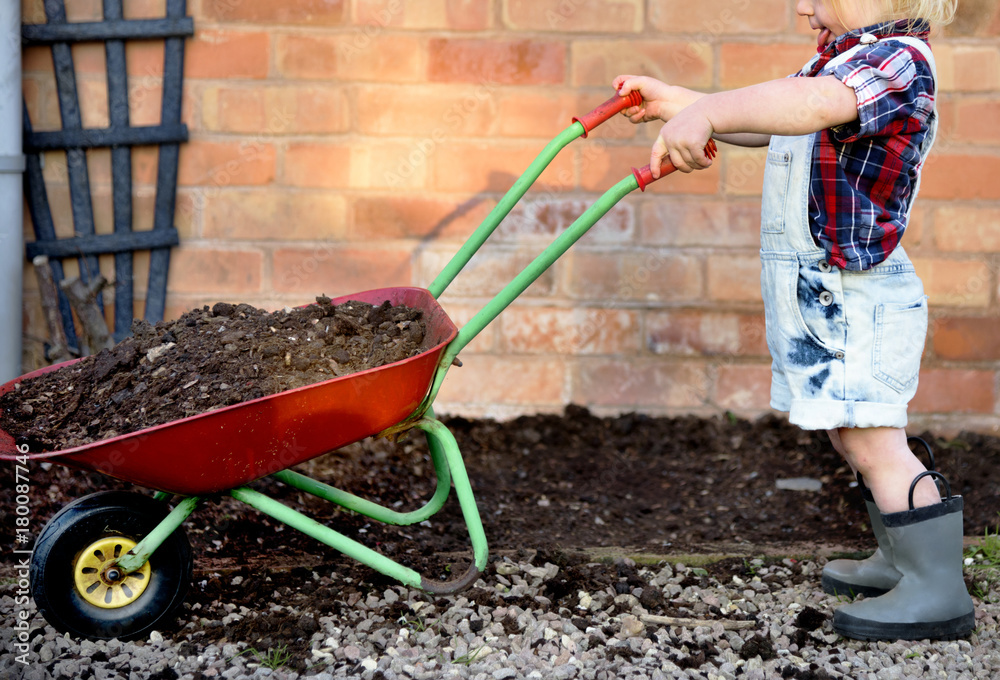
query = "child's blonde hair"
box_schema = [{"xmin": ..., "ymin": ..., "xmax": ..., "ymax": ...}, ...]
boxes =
[{"xmin": 832, "ymin": 0, "xmax": 958, "ymax": 29}]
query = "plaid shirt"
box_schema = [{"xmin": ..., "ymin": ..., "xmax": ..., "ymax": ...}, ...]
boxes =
[{"xmin": 794, "ymin": 21, "xmax": 936, "ymax": 271}]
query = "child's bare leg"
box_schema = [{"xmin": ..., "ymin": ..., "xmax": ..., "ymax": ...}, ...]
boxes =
[{"xmin": 834, "ymin": 427, "xmax": 939, "ymax": 513}]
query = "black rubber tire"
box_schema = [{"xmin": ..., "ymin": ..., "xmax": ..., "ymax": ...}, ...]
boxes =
[{"xmin": 30, "ymin": 491, "xmax": 192, "ymax": 641}]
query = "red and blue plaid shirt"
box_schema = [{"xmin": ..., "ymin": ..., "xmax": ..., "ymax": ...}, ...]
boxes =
[{"xmin": 794, "ymin": 20, "xmax": 936, "ymax": 271}]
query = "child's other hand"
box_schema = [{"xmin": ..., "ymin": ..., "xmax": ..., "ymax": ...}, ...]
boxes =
[
  {"xmin": 612, "ymin": 75, "xmax": 704, "ymax": 124},
  {"xmin": 651, "ymin": 111, "xmax": 715, "ymax": 177},
  {"xmin": 612, "ymin": 75, "xmax": 670, "ymax": 123}
]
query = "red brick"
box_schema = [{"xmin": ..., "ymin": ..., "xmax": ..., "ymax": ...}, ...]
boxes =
[
  {"xmin": 495, "ymin": 91, "xmax": 583, "ymax": 138},
  {"xmin": 274, "ymin": 86, "xmax": 352, "ymax": 134},
  {"xmin": 910, "ymin": 369, "xmax": 995, "ymax": 414},
  {"xmin": 168, "ymin": 248, "xmax": 263, "ymax": 294},
  {"xmin": 429, "ymin": 39, "xmax": 565, "ymax": 85},
  {"xmin": 904, "ymin": 205, "xmax": 927, "ymax": 250},
  {"xmin": 571, "ymin": 40, "xmax": 713, "ymax": 89},
  {"xmin": 197, "ymin": 0, "xmax": 345, "ymax": 24},
  {"xmin": 131, "ymin": 147, "xmax": 162, "ymax": 187},
  {"xmin": 565, "ymin": 251, "xmax": 703, "ymax": 302},
  {"xmin": 573, "ymin": 359, "xmax": 709, "ymax": 408},
  {"xmin": 200, "ymin": 87, "xmax": 266, "ymax": 133},
  {"xmin": 351, "ymin": 195, "xmax": 497, "ymax": 240},
  {"xmin": 707, "ymin": 255, "xmax": 762, "ymax": 303},
  {"xmin": 933, "ymin": 206, "xmax": 1000, "ymax": 252},
  {"xmin": 921, "ymin": 154, "xmax": 1000, "ymax": 200},
  {"xmin": 77, "ymin": 78, "xmax": 109, "ymax": 128},
  {"xmin": 203, "ymin": 190, "xmax": 348, "ymax": 241},
  {"xmin": 355, "ymin": 85, "xmax": 498, "ymax": 137},
  {"xmin": 435, "ymin": 304, "xmax": 496, "ymax": 353},
  {"xmin": 912, "ymin": 257, "xmax": 993, "ymax": 307},
  {"xmin": 723, "ymin": 148, "xmax": 768, "ymax": 196},
  {"xmin": 649, "ymin": 0, "xmax": 787, "ymax": 34},
  {"xmin": 951, "ymin": 98, "xmax": 1000, "ymax": 144},
  {"xmin": 178, "ymin": 140, "xmax": 277, "ymax": 187},
  {"xmin": 275, "ymin": 33, "xmax": 424, "ymax": 82},
  {"xmin": 124, "ymin": 40, "xmax": 166, "ymax": 79},
  {"xmin": 282, "ymin": 143, "xmax": 352, "ymax": 189},
  {"xmin": 503, "ymin": 0, "xmax": 643, "ymax": 33},
  {"xmin": 123, "ymin": 1, "xmax": 171, "ymax": 20},
  {"xmin": 350, "ymin": 141, "xmax": 432, "ymax": 190},
  {"xmin": 935, "ymin": 45, "xmax": 1000, "ymax": 92},
  {"xmin": 127, "ymin": 74, "xmax": 165, "ymax": 127},
  {"xmin": 716, "ymin": 363, "xmax": 774, "ymax": 411},
  {"xmin": 83, "ymin": 147, "xmax": 158, "ymax": 187},
  {"xmin": 933, "ymin": 317, "xmax": 1000, "ymax": 361},
  {"xmin": 272, "ymin": 247, "xmax": 413, "ymax": 295},
  {"xmin": 641, "ymin": 198, "xmax": 760, "ymax": 247},
  {"xmin": 416, "ymin": 247, "xmax": 557, "ymax": 298},
  {"xmin": 356, "ymin": 0, "xmax": 492, "ymax": 30},
  {"xmin": 431, "ymin": 142, "xmax": 576, "ymax": 193},
  {"xmin": 185, "ymin": 30, "xmax": 270, "ymax": 80},
  {"xmin": 21, "ymin": 77, "xmax": 59, "ymax": 130},
  {"xmin": 720, "ymin": 43, "xmax": 812, "ymax": 89},
  {"xmin": 646, "ymin": 310, "xmax": 768, "ymax": 358},
  {"xmin": 500, "ymin": 306, "xmax": 640, "ymax": 354},
  {"xmin": 436, "ymin": 356, "xmax": 566, "ymax": 406}
]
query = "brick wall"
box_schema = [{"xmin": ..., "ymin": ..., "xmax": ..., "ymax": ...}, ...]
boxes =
[{"xmin": 19, "ymin": 0, "xmax": 1000, "ymax": 433}]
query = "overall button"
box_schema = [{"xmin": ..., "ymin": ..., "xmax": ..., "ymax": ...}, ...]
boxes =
[
  {"xmin": 819, "ymin": 291, "xmax": 834, "ymax": 306},
  {"xmin": 818, "ymin": 260, "xmax": 833, "ymax": 273}
]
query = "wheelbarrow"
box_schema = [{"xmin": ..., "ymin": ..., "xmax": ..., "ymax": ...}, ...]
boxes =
[{"xmin": 0, "ymin": 91, "xmax": 716, "ymax": 641}]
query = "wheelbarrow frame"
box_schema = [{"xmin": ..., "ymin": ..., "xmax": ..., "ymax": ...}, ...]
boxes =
[{"xmin": 3, "ymin": 91, "xmax": 716, "ymax": 638}]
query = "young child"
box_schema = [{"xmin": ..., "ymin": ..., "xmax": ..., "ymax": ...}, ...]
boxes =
[{"xmin": 614, "ymin": 0, "xmax": 973, "ymax": 641}]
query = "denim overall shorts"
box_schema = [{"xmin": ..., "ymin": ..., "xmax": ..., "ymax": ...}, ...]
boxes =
[{"xmin": 760, "ymin": 37, "xmax": 937, "ymax": 431}]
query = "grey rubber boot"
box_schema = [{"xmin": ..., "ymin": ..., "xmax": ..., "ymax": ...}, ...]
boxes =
[
  {"xmin": 821, "ymin": 485, "xmax": 902, "ymax": 598},
  {"xmin": 822, "ymin": 437, "xmax": 934, "ymax": 598},
  {"xmin": 833, "ymin": 472, "xmax": 975, "ymax": 641}
]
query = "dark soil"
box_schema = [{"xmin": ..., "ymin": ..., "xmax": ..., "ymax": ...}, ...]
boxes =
[
  {"xmin": 4, "ymin": 300, "xmax": 1000, "ymax": 660},
  {"xmin": 0, "ymin": 297, "xmax": 428, "ymax": 450}
]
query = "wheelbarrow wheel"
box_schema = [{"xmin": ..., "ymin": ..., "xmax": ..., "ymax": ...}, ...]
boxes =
[{"xmin": 30, "ymin": 491, "xmax": 192, "ymax": 641}]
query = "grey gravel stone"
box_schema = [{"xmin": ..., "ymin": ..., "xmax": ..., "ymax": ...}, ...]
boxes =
[{"xmin": 4, "ymin": 558, "xmax": 1000, "ymax": 679}]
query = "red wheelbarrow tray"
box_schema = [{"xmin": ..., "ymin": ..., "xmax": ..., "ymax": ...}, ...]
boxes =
[{"xmin": 0, "ymin": 286, "xmax": 458, "ymax": 496}]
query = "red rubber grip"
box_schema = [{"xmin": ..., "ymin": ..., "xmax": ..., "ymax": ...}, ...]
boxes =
[
  {"xmin": 631, "ymin": 161, "xmax": 678, "ymax": 191},
  {"xmin": 572, "ymin": 91, "xmax": 643, "ymax": 138},
  {"xmin": 631, "ymin": 140, "xmax": 718, "ymax": 191}
]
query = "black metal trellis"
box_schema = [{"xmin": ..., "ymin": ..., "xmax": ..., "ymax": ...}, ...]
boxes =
[{"xmin": 22, "ymin": 0, "xmax": 194, "ymax": 348}]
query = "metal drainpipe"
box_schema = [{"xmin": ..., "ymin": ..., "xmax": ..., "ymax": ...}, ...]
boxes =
[{"xmin": 0, "ymin": 0, "xmax": 24, "ymax": 383}]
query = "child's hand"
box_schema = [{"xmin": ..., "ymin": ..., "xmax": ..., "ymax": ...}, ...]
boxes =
[
  {"xmin": 651, "ymin": 109, "xmax": 715, "ymax": 177},
  {"xmin": 612, "ymin": 75, "xmax": 704, "ymax": 124}
]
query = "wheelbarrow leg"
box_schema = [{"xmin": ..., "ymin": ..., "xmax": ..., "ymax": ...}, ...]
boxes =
[
  {"xmin": 231, "ymin": 416, "xmax": 488, "ymax": 595},
  {"xmin": 413, "ymin": 416, "xmax": 489, "ymax": 594},
  {"xmin": 114, "ymin": 495, "xmax": 200, "ymax": 573},
  {"xmin": 270, "ymin": 416, "xmax": 453, "ymax": 526}
]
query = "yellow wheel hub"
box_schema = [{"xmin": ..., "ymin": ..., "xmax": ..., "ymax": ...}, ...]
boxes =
[{"xmin": 74, "ymin": 537, "xmax": 151, "ymax": 609}]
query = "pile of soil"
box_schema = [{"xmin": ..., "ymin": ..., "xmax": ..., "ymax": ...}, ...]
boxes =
[{"xmin": 0, "ymin": 297, "xmax": 428, "ymax": 451}]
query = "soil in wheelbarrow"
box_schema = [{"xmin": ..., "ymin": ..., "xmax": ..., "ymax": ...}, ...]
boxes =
[{"xmin": 0, "ymin": 296, "xmax": 429, "ymax": 450}]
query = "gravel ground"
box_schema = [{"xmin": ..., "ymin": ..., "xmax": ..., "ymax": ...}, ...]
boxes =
[{"xmin": 3, "ymin": 555, "xmax": 1000, "ymax": 680}]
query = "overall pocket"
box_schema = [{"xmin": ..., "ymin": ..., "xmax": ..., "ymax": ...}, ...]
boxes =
[
  {"xmin": 873, "ymin": 296, "xmax": 928, "ymax": 392},
  {"xmin": 761, "ymin": 150, "xmax": 791, "ymax": 235}
]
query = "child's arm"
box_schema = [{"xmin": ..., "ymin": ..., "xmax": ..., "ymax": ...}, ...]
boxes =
[
  {"xmin": 613, "ymin": 75, "xmax": 774, "ymax": 149},
  {"xmin": 652, "ymin": 75, "xmax": 859, "ymax": 176}
]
